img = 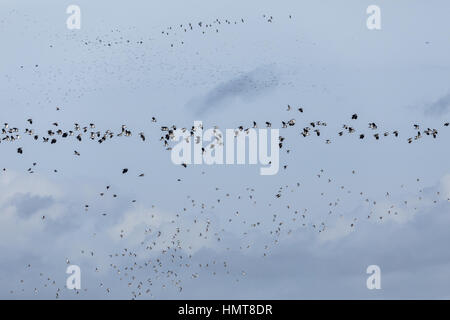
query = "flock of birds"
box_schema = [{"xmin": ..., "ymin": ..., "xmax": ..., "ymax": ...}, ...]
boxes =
[
  {"xmin": 2, "ymin": 11, "xmax": 449, "ymax": 299},
  {"xmin": 77, "ymin": 14, "xmax": 287, "ymax": 49}
]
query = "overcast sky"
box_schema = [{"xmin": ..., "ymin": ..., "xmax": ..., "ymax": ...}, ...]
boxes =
[{"xmin": 0, "ymin": 0, "xmax": 449, "ymax": 299}]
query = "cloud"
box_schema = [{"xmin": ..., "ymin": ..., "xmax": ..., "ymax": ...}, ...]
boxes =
[
  {"xmin": 9, "ymin": 193, "xmax": 54, "ymax": 219},
  {"xmin": 188, "ymin": 66, "xmax": 279, "ymax": 115},
  {"xmin": 1, "ymin": 166, "xmax": 450, "ymax": 299},
  {"xmin": 425, "ymin": 92, "xmax": 450, "ymax": 116}
]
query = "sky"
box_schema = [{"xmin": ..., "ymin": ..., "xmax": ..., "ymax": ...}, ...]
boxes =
[{"xmin": 0, "ymin": 0, "xmax": 449, "ymax": 299}]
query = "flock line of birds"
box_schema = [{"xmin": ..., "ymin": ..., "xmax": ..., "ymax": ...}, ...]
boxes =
[
  {"xmin": 1, "ymin": 105, "xmax": 448, "ymax": 164},
  {"xmin": 3, "ymin": 105, "xmax": 449, "ymax": 298}
]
